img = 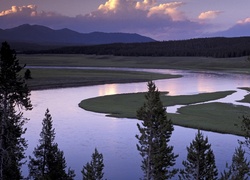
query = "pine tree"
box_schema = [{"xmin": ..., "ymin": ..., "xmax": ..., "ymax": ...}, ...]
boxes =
[
  {"xmin": 82, "ymin": 148, "xmax": 104, "ymax": 180},
  {"xmin": 238, "ymin": 115, "xmax": 250, "ymax": 152},
  {"xmin": 28, "ymin": 109, "xmax": 75, "ymax": 180},
  {"xmin": 179, "ymin": 130, "xmax": 218, "ymax": 180},
  {"xmin": 0, "ymin": 41, "xmax": 32, "ymax": 179},
  {"xmin": 24, "ymin": 69, "xmax": 32, "ymax": 79},
  {"xmin": 220, "ymin": 146, "xmax": 250, "ymax": 180},
  {"xmin": 135, "ymin": 81, "xmax": 178, "ymax": 180}
]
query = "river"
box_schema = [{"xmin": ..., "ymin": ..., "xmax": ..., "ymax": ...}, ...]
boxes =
[{"xmin": 22, "ymin": 68, "xmax": 249, "ymax": 179}]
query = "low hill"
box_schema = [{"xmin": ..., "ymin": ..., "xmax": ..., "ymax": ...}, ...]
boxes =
[{"xmin": 0, "ymin": 24, "xmax": 155, "ymax": 51}]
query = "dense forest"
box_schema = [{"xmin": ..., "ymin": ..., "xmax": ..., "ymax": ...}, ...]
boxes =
[{"xmin": 30, "ymin": 37, "xmax": 250, "ymax": 58}]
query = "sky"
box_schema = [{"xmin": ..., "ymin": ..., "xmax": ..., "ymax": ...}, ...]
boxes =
[{"xmin": 0, "ymin": 0, "xmax": 250, "ymax": 40}]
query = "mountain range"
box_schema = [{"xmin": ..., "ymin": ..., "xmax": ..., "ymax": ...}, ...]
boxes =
[{"xmin": 0, "ymin": 24, "xmax": 155, "ymax": 51}]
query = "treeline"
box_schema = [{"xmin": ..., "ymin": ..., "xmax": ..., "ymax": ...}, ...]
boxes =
[{"xmin": 31, "ymin": 37, "xmax": 250, "ymax": 58}]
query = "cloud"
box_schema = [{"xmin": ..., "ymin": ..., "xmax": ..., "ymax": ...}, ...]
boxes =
[
  {"xmin": 0, "ymin": 4, "xmax": 61, "ymax": 18},
  {"xmin": 97, "ymin": 0, "xmax": 137, "ymax": 14},
  {"xmin": 0, "ymin": 1, "xmax": 210, "ymax": 40},
  {"xmin": 0, "ymin": 5, "xmax": 37, "ymax": 17},
  {"xmin": 95, "ymin": 0, "xmax": 185, "ymax": 20},
  {"xmin": 98, "ymin": 0, "xmax": 120, "ymax": 13},
  {"xmin": 135, "ymin": 0, "xmax": 157, "ymax": 10},
  {"xmin": 147, "ymin": 2, "xmax": 185, "ymax": 21},
  {"xmin": 237, "ymin": 17, "xmax": 250, "ymax": 24},
  {"xmin": 198, "ymin": 10, "xmax": 222, "ymax": 20}
]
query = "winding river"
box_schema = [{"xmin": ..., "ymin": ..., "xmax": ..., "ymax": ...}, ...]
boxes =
[{"xmin": 22, "ymin": 68, "xmax": 250, "ymax": 179}]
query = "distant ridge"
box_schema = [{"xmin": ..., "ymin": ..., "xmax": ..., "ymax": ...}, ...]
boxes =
[{"xmin": 0, "ymin": 24, "xmax": 155, "ymax": 50}]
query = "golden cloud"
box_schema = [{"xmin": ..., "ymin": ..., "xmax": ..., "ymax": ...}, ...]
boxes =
[
  {"xmin": 0, "ymin": 5, "xmax": 37, "ymax": 16},
  {"xmin": 147, "ymin": 2, "xmax": 184, "ymax": 20},
  {"xmin": 237, "ymin": 17, "xmax": 250, "ymax": 24},
  {"xmin": 96, "ymin": 0, "xmax": 184, "ymax": 21},
  {"xmin": 98, "ymin": 0, "xmax": 120, "ymax": 13},
  {"xmin": 198, "ymin": 10, "xmax": 222, "ymax": 20},
  {"xmin": 135, "ymin": 0, "xmax": 157, "ymax": 10}
]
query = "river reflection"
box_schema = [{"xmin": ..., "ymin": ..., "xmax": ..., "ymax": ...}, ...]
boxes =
[{"xmin": 23, "ymin": 69, "xmax": 249, "ymax": 179}]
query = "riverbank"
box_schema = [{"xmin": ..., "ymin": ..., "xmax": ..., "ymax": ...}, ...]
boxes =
[
  {"xmin": 24, "ymin": 68, "xmax": 181, "ymax": 90},
  {"xmin": 19, "ymin": 54, "xmax": 250, "ymax": 72},
  {"xmin": 79, "ymin": 90, "xmax": 250, "ymax": 136},
  {"xmin": 19, "ymin": 54, "xmax": 250, "ymax": 90}
]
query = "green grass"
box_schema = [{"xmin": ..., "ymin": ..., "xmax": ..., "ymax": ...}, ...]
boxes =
[
  {"xmin": 78, "ymin": 90, "xmax": 249, "ymax": 135},
  {"xmin": 170, "ymin": 102, "xmax": 250, "ymax": 136},
  {"xmin": 23, "ymin": 68, "xmax": 181, "ymax": 90},
  {"xmin": 19, "ymin": 54, "xmax": 250, "ymax": 72},
  {"xmin": 18, "ymin": 54, "xmax": 250, "ymax": 90}
]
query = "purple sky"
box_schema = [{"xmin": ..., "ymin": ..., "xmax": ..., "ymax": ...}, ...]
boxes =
[{"xmin": 1, "ymin": 0, "xmax": 250, "ymax": 40}]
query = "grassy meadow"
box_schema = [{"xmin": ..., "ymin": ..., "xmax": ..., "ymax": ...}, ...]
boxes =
[
  {"xmin": 22, "ymin": 68, "xmax": 180, "ymax": 90},
  {"xmin": 79, "ymin": 90, "xmax": 250, "ymax": 136},
  {"xmin": 19, "ymin": 54, "xmax": 250, "ymax": 71},
  {"xmin": 18, "ymin": 54, "xmax": 250, "ymax": 90},
  {"xmin": 79, "ymin": 91, "xmax": 236, "ymax": 118},
  {"xmin": 171, "ymin": 102, "xmax": 250, "ymax": 136},
  {"xmin": 18, "ymin": 54, "xmax": 250, "ymax": 135}
]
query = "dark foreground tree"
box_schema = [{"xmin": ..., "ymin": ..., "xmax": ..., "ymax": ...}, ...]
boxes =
[
  {"xmin": 220, "ymin": 146, "xmax": 250, "ymax": 180},
  {"xmin": 28, "ymin": 109, "xmax": 75, "ymax": 180},
  {"xmin": 0, "ymin": 41, "xmax": 32, "ymax": 179},
  {"xmin": 179, "ymin": 130, "xmax": 218, "ymax": 180},
  {"xmin": 82, "ymin": 148, "xmax": 104, "ymax": 180},
  {"xmin": 136, "ymin": 81, "xmax": 178, "ymax": 180},
  {"xmin": 24, "ymin": 69, "xmax": 32, "ymax": 79},
  {"xmin": 239, "ymin": 115, "xmax": 250, "ymax": 153}
]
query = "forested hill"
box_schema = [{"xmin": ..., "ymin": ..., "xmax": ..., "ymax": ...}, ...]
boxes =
[{"xmin": 36, "ymin": 37, "xmax": 250, "ymax": 58}]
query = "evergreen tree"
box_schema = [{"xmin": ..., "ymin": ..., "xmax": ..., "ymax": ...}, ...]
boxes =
[
  {"xmin": 0, "ymin": 41, "xmax": 32, "ymax": 179},
  {"xmin": 220, "ymin": 146, "xmax": 250, "ymax": 180},
  {"xmin": 28, "ymin": 109, "xmax": 75, "ymax": 180},
  {"xmin": 135, "ymin": 81, "xmax": 178, "ymax": 180},
  {"xmin": 179, "ymin": 130, "xmax": 218, "ymax": 180},
  {"xmin": 24, "ymin": 69, "xmax": 32, "ymax": 79},
  {"xmin": 82, "ymin": 148, "xmax": 104, "ymax": 180},
  {"xmin": 238, "ymin": 115, "xmax": 250, "ymax": 152}
]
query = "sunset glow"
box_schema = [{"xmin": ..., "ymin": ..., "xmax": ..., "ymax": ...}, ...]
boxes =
[{"xmin": 99, "ymin": 84, "xmax": 118, "ymax": 96}]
